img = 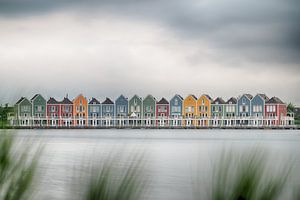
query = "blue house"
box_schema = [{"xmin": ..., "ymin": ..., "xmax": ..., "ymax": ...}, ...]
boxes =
[
  {"xmin": 115, "ymin": 95, "xmax": 128, "ymax": 126},
  {"xmin": 88, "ymin": 97, "xmax": 101, "ymax": 126},
  {"xmin": 237, "ymin": 94, "xmax": 253, "ymax": 125},
  {"xmin": 102, "ymin": 97, "xmax": 114, "ymax": 126},
  {"xmin": 170, "ymin": 94, "xmax": 183, "ymax": 126},
  {"xmin": 251, "ymin": 94, "xmax": 269, "ymax": 126}
]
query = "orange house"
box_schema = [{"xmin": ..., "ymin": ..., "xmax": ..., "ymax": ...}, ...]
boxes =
[
  {"xmin": 73, "ymin": 94, "xmax": 88, "ymax": 126},
  {"xmin": 197, "ymin": 94, "xmax": 212, "ymax": 126},
  {"xmin": 182, "ymin": 95, "xmax": 197, "ymax": 126}
]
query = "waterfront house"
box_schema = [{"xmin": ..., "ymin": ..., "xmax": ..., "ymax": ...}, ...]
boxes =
[
  {"xmin": 169, "ymin": 94, "xmax": 183, "ymax": 126},
  {"xmin": 129, "ymin": 95, "xmax": 143, "ymax": 126},
  {"xmin": 102, "ymin": 97, "xmax": 114, "ymax": 126},
  {"xmin": 211, "ymin": 97, "xmax": 226, "ymax": 126},
  {"xmin": 47, "ymin": 97, "xmax": 61, "ymax": 126},
  {"xmin": 115, "ymin": 95, "xmax": 128, "ymax": 126},
  {"xmin": 251, "ymin": 94, "xmax": 269, "ymax": 126},
  {"xmin": 265, "ymin": 97, "xmax": 287, "ymax": 126},
  {"xmin": 197, "ymin": 94, "xmax": 212, "ymax": 126},
  {"xmin": 73, "ymin": 94, "xmax": 88, "ymax": 127},
  {"xmin": 88, "ymin": 97, "xmax": 101, "ymax": 127},
  {"xmin": 60, "ymin": 97, "xmax": 73, "ymax": 127},
  {"xmin": 237, "ymin": 94, "xmax": 253, "ymax": 125},
  {"xmin": 143, "ymin": 95, "xmax": 156, "ymax": 126},
  {"xmin": 156, "ymin": 98, "xmax": 169, "ymax": 126},
  {"xmin": 14, "ymin": 97, "xmax": 32, "ymax": 126},
  {"xmin": 183, "ymin": 95, "xmax": 197, "ymax": 126},
  {"xmin": 31, "ymin": 94, "xmax": 46, "ymax": 126},
  {"xmin": 224, "ymin": 97, "xmax": 237, "ymax": 126}
]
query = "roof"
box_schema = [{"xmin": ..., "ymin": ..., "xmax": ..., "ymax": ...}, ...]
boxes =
[
  {"xmin": 157, "ymin": 98, "xmax": 169, "ymax": 104},
  {"xmin": 102, "ymin": 98, "xmax": 114, "ymax": 105},
  {"xmin": 244, "ymin": 94, "xmax": 253, "ymax": 100},
  {"xmin": 61, "ymin": 97, "xmax": 73, "ymax": 104},
  {"xmin": 47, "ymin": 97, "xmax": 59, "ymax": 104},
  {"xmin": 267, "ymin": 97, "xmax": 284, "ymax": 104},
  {"xmin": 212, "ymin": 97, "xmax": 226, "ymax": 104},
  {"xmin": 257, "ymin": 94, "xmax": 269, "ymax": 101},
  {"xmin": 89, "ymin": 97, "xmax": 100, "ymax": 104},
  {"xmin": 226, "ymin": 97, "xmax": 237, "ymax": 104},
  {"xmin": 16, "ymin": 97, "xmax": 26, "ymax": 105}
]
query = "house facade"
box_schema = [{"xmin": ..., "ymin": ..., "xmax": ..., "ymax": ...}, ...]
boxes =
[
  {"xmin": 31, "ymin": 94, "xmax": 46, "ymax": 126},
  {"xmin": 143, "ymin": 95, "xmax": 156, "ymax": 126},
  {"xmin": 156, "ymin": 98, "xmax": 169, "ymax": 126},
  {"xmin": 47, "ymin": 97, "xmax": 61, "ymax": 126},
  {"xmin": 183, "ymin": 95, "xmax": 197, "ymax": 126},
  {"xmin": 169, "ymin": 94, "xmax": 183, "ymax": 126},
  {"xmin": 14, "ymin": 97, "xmax": 32, "ymax": 126},
  {"xmin": 251, "ymin": 94, "xmax": 269, "ymax": 126},
  {"xmin": 211, "ymin": 97, "xmax": 225, "ymax": 126},
  {"xmin": 102, "ymin": 98, "xmax": 114, "ymax": 126},
  {"xmin": 128, "ymin": 95, "xmax": 143, "ymax": 126},
  {"xmin": 115, "ymin": 95, "xmax": 128, "ymax": 126},
  {"xmin": 265, "ymin": 97, "xmax": 287, "ymax": 126},
  {"xmin": 60, "ymin": 97, "xmax": 73, "ymax": 127},
  {"xmin": 88, "ymin": 98, "xmax": 101, "ymax": 126},
  {"xmin": 73, "ymin": 94, "xmax": 88, "ymax": 127},
  {"xmin": 197, "ymin": 94, "xmax": 212, "ymax": 126},
  {"xmin": 237, "ymin": 94, "xmax": 253, "ymax": 125}
]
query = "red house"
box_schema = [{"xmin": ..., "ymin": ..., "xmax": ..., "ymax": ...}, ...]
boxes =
[
  {"xmin": 60, "ymin": 97, "xmax": 74, "ymax": 127},
  {"xmin": 156, "ymin": 98, "xmax": 170, "ymax": 126},
  {"xmin": 47, "ymin": 97, "xmax": 61, "ymax": 126},
  {"xmin": 265, "ymin": 97, "xmax": 287, "ymax": 126}
]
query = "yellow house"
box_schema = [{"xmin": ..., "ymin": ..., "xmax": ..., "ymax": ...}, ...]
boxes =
[
  {"xmin": 183, "ymin": 95, "xmax": 197, "ymax": 126},
  {"xmin": 197, "ymin": 94, "xmax": 212, "ymax": 126}
]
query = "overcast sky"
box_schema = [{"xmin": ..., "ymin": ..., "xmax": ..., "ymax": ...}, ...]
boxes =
[{"xmin": 0, "ymin": 0, "xmax": 299, "ymax": 105}]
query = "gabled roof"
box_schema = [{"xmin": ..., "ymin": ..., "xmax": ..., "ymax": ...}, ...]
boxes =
[
  {"xmin": 89, "ymin": 97, "xmax": 100, "ymax": 104},
  {"xmin": 267, "ymin": 97, "xmax": 284, "ymax": 104},
  {"xmin": 102, "ymin": 97, "xmax": 114, "ymax": 105},
  {"xmin": 226, "ymin": 97, "xmax": 237, "ymax": 104},
  {"xmin": 47, "ymin": 97, "xmax": 59, "ymax": 104},
  {"xmin": 16, "ymin": 97, "xmax": 26, "ymax": 105},
  {"xmin": 61, "ymin": 97, "xmax": 73, "ymax": 104},
  {"xmin": 243, "ymin": 94, "xmax": 253, "ymax": 100},
  {"xmin": 257, "ymin": 94, "xmax": 269, "ymax": 101},
  {"xmin": 157, "ymin": 98, "xmax": 169, "ymax": 104},
  {"xmin": 212, "ymin": 97, "xmax": 226, "ymax": 104}
]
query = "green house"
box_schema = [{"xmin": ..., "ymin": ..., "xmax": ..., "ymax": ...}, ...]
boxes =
[
  {"xmin": 143, "ymin": 95, "xmax": 156, "ymax": 125},
  {"xmin": 31, "ymin": 94, "xmax": 47, "ymax": 126},
  {"xmin": 14, "ymin": 97, "xmax": 32, "ymax": 126}
]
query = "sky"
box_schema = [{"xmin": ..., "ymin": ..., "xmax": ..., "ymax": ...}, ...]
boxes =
[{"xmin": 0, "ymin": 0, "xmax": 299, "ymax": 105}]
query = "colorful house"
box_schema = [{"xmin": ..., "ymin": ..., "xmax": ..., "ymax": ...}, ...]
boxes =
[
  {"xmin": 31, "ymin": 94, "xmax": 46, "ymax": 126},
  {"xmin": 73, "ymin": 94, "xmax": 88, "ymax": 127},
  {"xmin": 88, "ymin": 97, "xmax": 101, "ymax": 126},
  {"xmin": 156, "ymin": 98, "xmax": 169, "ymax": 126},
  {"xmin": 183, "ymin": 95, "xmax": 197, "ymax": 126},
  {"xmin": 211, "ymin": 97, "xmax": 226, "ymax": 126},
  {"xmin": 224, "ymin": 97, "xmax": 237, "ymax": 126},
  {"xmin": 169, "ymin": 94, "xmax": 183, "ymax": 126},
  {"xmin": 197, "ymin": 94, "xmax": 212, "ymax": 126},
  {"xmin": 60, "ymin": 97, "xmax": 73, "ymax": 127},
  {"xmin": 237, "ymin": 94, "xmax": 253, "ymax": 125},
  {"xmin": 143, "ymin": 95, "xmax": 156, "ymax": 126},
  {"xmin": 115, "ymin": 95, "xmax": 128, "ymax": 126},
  {"xmin": 129, "ymin": 95, "xmax": 143, "ymax": 126},
  {"xmin": 14, "ymin": 97, "xmax": 32, "ymax": 126},
  {"xmin": 265, "ymin": 97, "xmax": 287, "ymax": 126},
  {"xmin": 47, "ymin": 97, "xmax": 61, "ymax": 126},
  {"xmin": 251, "ymin": 94, "xmax": 269, "ymax": 126},
  {"xmin": 102, "ymin": 98, "xmax": 114, "ymax": 126}
]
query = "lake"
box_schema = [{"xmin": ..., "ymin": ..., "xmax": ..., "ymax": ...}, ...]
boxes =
[{"xmin": 4, "ymin": 129, "xmax": 300, "ymax": 200}]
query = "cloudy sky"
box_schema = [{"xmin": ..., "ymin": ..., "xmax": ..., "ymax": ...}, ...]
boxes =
[{"xmin": 0, "ymin": 0, "xmax": 299, "ymax": 104}]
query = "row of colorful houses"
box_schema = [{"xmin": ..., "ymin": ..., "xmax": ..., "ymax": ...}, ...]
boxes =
[{"xmin": 12, "ymin": 94, "xmax": 295, "ymax": 127}]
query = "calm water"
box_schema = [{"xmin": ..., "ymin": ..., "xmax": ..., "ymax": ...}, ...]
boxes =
[{"xmin": 6, "ymin": 129, "xmax": 300, "ymax": 199}]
